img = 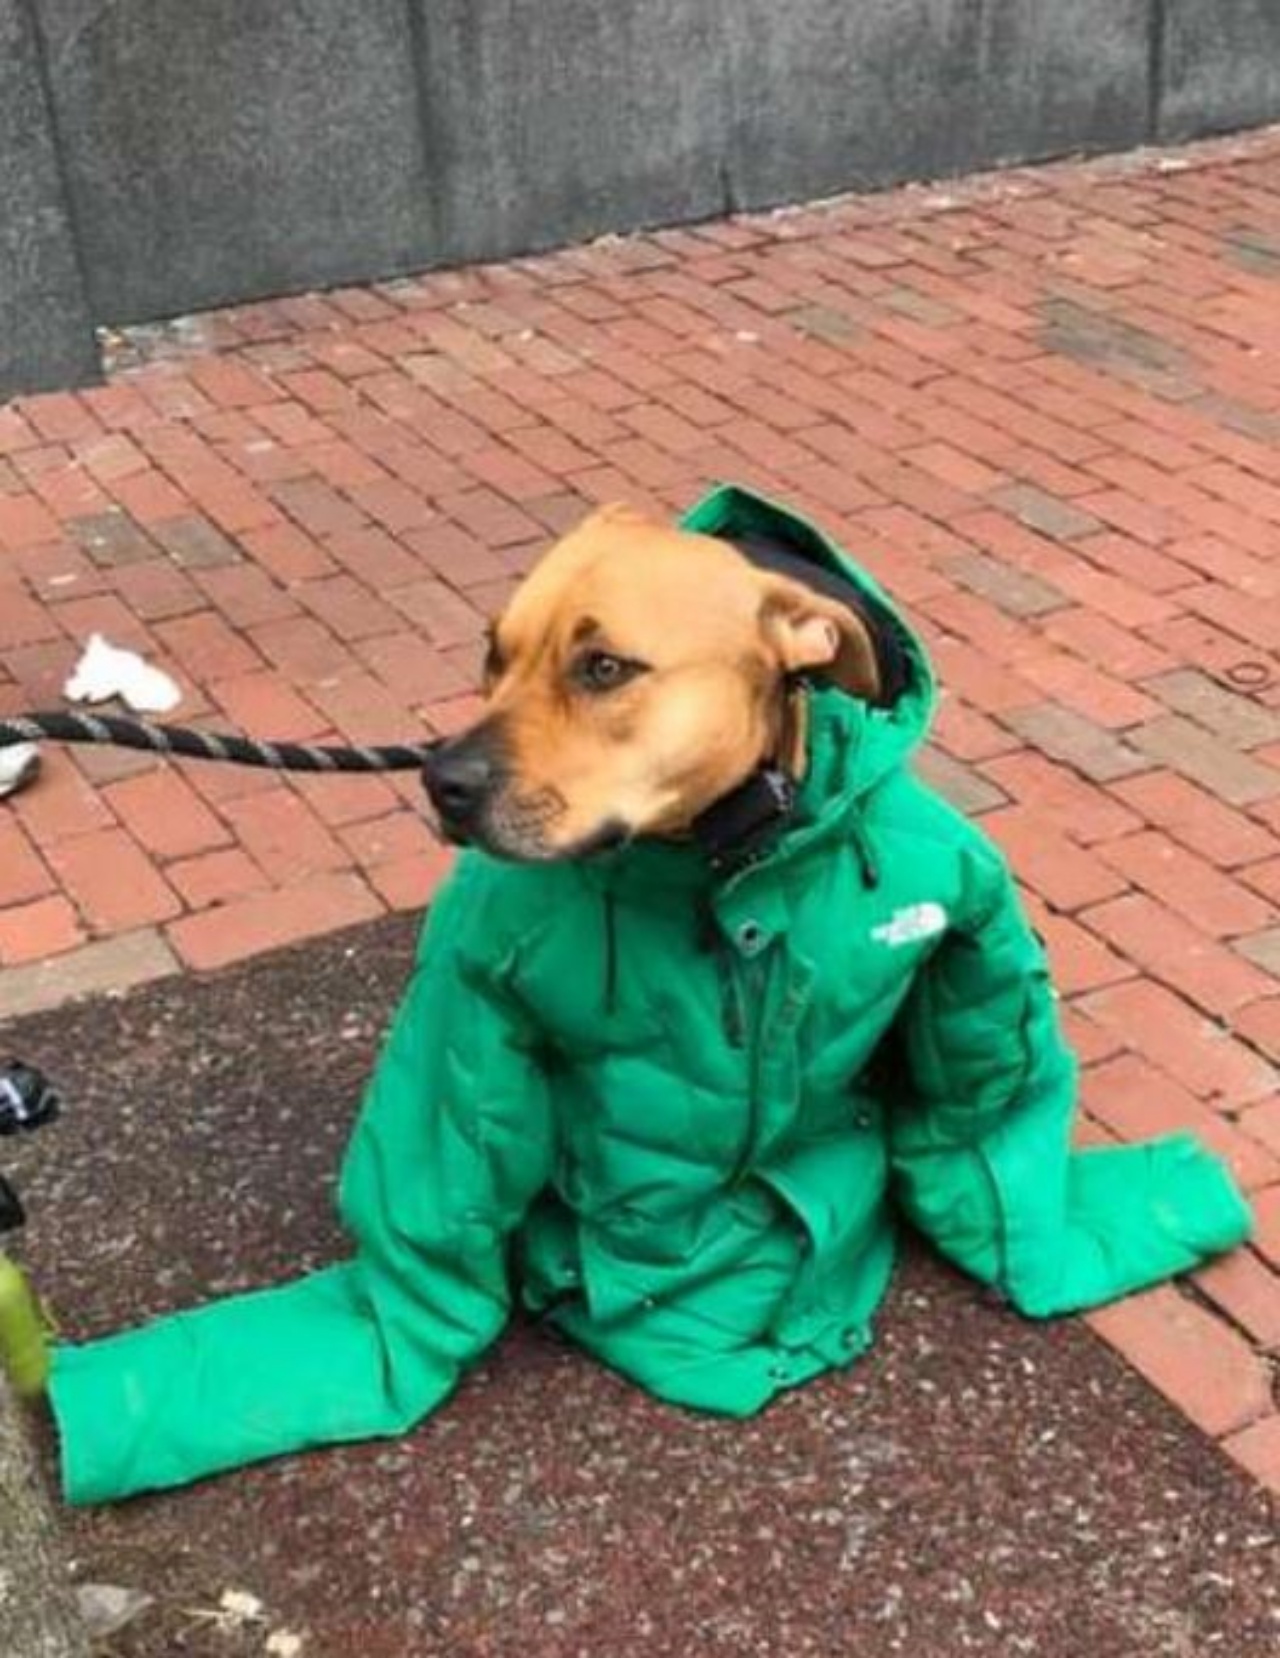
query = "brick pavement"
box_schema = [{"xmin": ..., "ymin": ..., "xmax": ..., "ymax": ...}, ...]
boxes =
[{"xmin": 2, "ymin": 128, "xmax": 1280, "ymax": 1491}]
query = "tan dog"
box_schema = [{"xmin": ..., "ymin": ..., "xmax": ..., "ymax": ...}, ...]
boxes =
[{"xmin": 421, "ymin": 504, "xmax": 885, "ymax": 860}]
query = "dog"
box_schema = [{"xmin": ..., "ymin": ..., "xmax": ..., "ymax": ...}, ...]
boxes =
[{"xmin": 48, "ymin": 485, "xmax": 1248, "ymax": 1504}]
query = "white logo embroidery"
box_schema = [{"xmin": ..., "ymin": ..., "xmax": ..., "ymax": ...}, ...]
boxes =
[{"xmin": 871, "ymin": 902, "xmax": 948, "ymax": 947}]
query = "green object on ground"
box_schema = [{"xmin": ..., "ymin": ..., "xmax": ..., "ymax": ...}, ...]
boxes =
[
  {"xmin": 0, "ymin": 1256, "xmax": 50, "ymax": 1399},
  {"xmin": 49, "ymin": 485, "xmax": 1251, "ymax": 1505}
]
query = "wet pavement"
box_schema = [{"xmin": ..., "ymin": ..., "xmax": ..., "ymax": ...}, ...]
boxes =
[{"xmin": 2, "ymin": 915, "xmax": 1276, "ymax": 1656}]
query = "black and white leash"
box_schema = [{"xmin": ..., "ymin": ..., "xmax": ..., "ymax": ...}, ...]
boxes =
[{"xmin": 0, "ymin": 712, "xmax": 433, "ymax": 774}]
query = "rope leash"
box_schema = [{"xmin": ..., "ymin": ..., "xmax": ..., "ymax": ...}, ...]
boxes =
[{"xmin": 0, "ymin": 712, "xmax": 433, "ymax": 774}]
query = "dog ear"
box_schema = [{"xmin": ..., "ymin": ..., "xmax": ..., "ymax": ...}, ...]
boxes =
[{"xmin": 759, "ymin": 578, "xmax": 882, "ymax": 702}]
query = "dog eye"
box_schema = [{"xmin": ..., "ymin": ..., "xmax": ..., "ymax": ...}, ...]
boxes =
[{"xmin": 573, "ymin": 650, "xmax": 645, "ymax": 693}]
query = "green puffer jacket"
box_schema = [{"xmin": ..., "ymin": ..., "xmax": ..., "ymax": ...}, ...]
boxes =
[{"xmin": 50, "ymin": 486, "xmax": 1251, "ymax": 1505}]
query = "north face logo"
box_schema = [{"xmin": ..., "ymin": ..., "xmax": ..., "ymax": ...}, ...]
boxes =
[{"xmin": 871, "ymin": 903, "xmax": 948, "ymax": 947}]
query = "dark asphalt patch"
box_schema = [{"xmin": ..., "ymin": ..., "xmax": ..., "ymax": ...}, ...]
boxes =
[{"xmin": 3, "ymin": 914, "xmax": 1277, "ymax": 1657}]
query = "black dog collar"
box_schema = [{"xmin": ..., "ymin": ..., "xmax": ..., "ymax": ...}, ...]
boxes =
[{"xmin": 690, "ymin": 763, "xmax": 797, "ymax": 875}]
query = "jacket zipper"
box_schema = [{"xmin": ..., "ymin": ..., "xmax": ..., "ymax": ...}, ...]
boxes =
[
  {"xmin": 728, "ymin": 950, "xmax": 770, "ymax": 1186},
  {"xmin": 716, "ymin": 947, "xmax": 746, "ymax": 1049}
]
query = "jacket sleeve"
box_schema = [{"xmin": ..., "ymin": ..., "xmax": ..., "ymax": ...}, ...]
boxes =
[
  {"xmin": 888, "ymin": 845, "xmax": 1251, "ymax": 1318},
  {"xmin": 50, "ymin": 858, "xmax": 553, "ymax": 1504}
]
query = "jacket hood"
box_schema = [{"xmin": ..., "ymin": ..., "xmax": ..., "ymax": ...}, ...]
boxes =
[{"xmin": 684, "ymin": 482, "xmax": 935, "ymax": 825}]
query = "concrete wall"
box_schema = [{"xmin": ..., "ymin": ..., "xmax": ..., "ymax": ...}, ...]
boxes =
[
  {"xmin": 0, "ymin": 1, "xmax": 97, "ymax": 394},
  {"xmin": 3, "ymin": 1, "xmax": 1280, "ymax": 398}
]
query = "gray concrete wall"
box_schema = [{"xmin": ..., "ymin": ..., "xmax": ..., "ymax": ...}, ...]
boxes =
[
  {"xmin": 3, "ymin": 1, "xmax": 1280, "ymax": 398},
  {"xmin": 1160, "ymin": 2, "xmax": 1280, "ymax": 140},
  {"xmin": 0, "ymin": 0, "xmax": 97, "ymax": 395}
]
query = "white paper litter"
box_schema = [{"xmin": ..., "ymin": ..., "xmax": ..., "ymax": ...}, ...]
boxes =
[
  {"xmin": 64, "ymin": 633, "xmax": 182, "ymax": 715},
  {"xmin": 0, "ymin": 741, "xmax": 40, "ymax": 799}
]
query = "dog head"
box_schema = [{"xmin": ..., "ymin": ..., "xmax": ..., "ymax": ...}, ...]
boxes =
[{"xmin": 421, "ymin": 504, "xmax": 883, "ymax": 861}]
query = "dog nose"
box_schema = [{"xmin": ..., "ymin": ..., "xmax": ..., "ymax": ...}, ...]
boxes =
[{"xmin": 421, "ymin": 741, "xmax": 496, "ymax": 825}]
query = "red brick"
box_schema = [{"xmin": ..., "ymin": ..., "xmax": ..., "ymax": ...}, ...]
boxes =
[
  {"xmin": 1041, "ymin": 607, "xmax": 1175, "ymax": 681},
  {"xmin": 0, "ymin": 894, "xmax": 84, "ymax": 964},
  {"xmin": 423, "ymin": 694, "xmax": 488, "ymax": 739},
  {"xmin": 151, "ymin": 609, "xmax": 263, "ymax": 683},
  {"xmin": 0, "ymin": 582, "xmax": 63, "ymax": 649},
  {"xmin": 306, "ymin": 671, "xmax": 424, "ymax": 747},
  {"xmin": 1082, "ymin": 979, "xmax": 1274, "ymax": 1105},
  {"xmin": 107, "ymin": 468, "xmax": 189, "ymax": 524},
  {"xmin": 1081, "ymin": 1053, "xmax": 1280, "ymax": 1195},
  {"xmin": 188, "ymin": 357, "xmax": 278, "ymax": 409},
  {"xmin": 1242, "ymin": 857, "xmax": 1280, "ymax": 906},
  {"xmin": 1096, "ymin": 831, "xmax": 1274, "ymax": 938},
  {"xmin": 47, "ymin": 590, "xmax": 152, "ymax": 652},
  {"xmin": 1034, "ymin": 910, "xmax": 1134, "ymax": 996},
  {"xmin": 220, "ymin": 787, "xmax": 350, "ymax": 882},
  {"xmin": 0, "ymin": 490, "xmax": 62, "ymax": 551},
  {"xmin": 0, "ymin": 819, "xmax": 54, "ymax": 905},
  {"xmin": 349, "ymin": 476, "xmax": 436, "ymax": 533},
  {"xmin": 166, "ymin": 870, "xmax": 382, "ymax": 970},
  {"xmin": 386, "ymin": 579, "xmax": 487, "ymax": 645},
  {"xmin": 367, "ymin": 844, "xmax": 456, "ymax": 911},
  {"xmin": 980, "ymin": 751, "xmax": 1142, "ymax": 843},
  {"xmin": 18, "ymin": 392, "xmax": 102, "ymax": 445},
  {"xmin": 1087, "ymin": 1285, "xmax": 1271, "ymax": 1438},
  {"xmin": 109, "ymin": 560, "xmax": 204, "ymax": 622},
  {"xmin": 1072, "ymin": 528, "xmax": 1197, "ymax": 595},
  {"xmin": 439, "ymin": 486, "xmax": 544, "ymax": 547},
  {"xmin": 984, "ymin": 806, "xmax": 1130, "ymax": 911},
  {"xmin": 1187, "ymin": 579, "xmax": 1280, "ymax": 654},
  {"xmin": 46, "ymin": 828, "xmax": 181, "ymax": 930},
  {"xmin": 402, "ymin": 520, "xmax": 511, "ymax": 589},
  {"xmin": 102, "ymin": 768, "xmax": 231, "ymax": 860},
  {"xmin": 1082, "ymin": 892, "xmax": 1274, "ymax": 1017},
  {"xmin": 1044, "ymin": 560, "xmax": 1178, "ymax": 628},
  {"xmin": 928, "ymin": 636, "xmax": 1039, "ymax": 715},
  {"xmin": 1195, "ymin": 1249, "xmax": 1280, "ymax": 1349},
  {"xmin": 1017, "ymin": 649, "xmax": 1160, "ymax": 730},
  {"xmin": 245, "ymin": 616, "xmax": 347, "ymax": 685},
  {"xmin": 1233, "ymin": 998, "xmax": 1280, "ymax": 1062},
  {"xmin": 295, "ymin": 574, "xmax": 401, "ymax": 641},
  {"xmin": 194, "ymin": 563, "xmax": 298, "ymax": 627},
  {"xmin": 209, "ymin": 671, "xmax": 326, "ymax": 742},
  {"xmin": 340, "ymin": 810, "xmax": 442, "ymax": 868},
  {"xmin": 290, "ymin": 770, "xmax": 402, "ymax": 827},
  {"xmin": 1062, "ymin": 1005, "xmax": 1124, "ymax": 1066},
  {"xmin": 354, "ymin": 631, "xmax": 471, "ymax": 706},
  {"xmin": 1252, "ymin": 1187, "xmax": 1280, "ymax": 1273},
  {"xmin": 0, "ymin": 405, "xmax": 38, "ymax": 454},
  {"xmin": 1239, "ymin": 1097, "xmax": 1280, "ymax": 1162},
  {"xmin": 240, "ymin": 520, "xmax": 336, "ymax": 583},
  {"xmin": 930, "ymin": 699, "xmax": 1018, "ymax": 763},
  {"xmin": 1110, "ymin": 772, "xmax": 1278, "ymax": 870},
  {"xmin": 324, "ymin": 525, "xmax": 423, "ymax": 590},
  {"xmin": 31, "ymin": 461, "xmax": 114, "ymax": 523},
  {"xmin": 13, "ymin": 761, "xmax": 115, "ymax": 843},
  {"xmin": 167, "ymin": 847, "xmax": 270, "ymax": 909},
  {"xmin": 1222, "ymin": 1415, "xmax": 1280, "ymax": 1496},
  {"xmin": 11, "ymin": 541, "xmax": 106, "ymax": 605},
  {"xmin": 271, "ymin": 477, "xmax": 368, "ymax": 539}
]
